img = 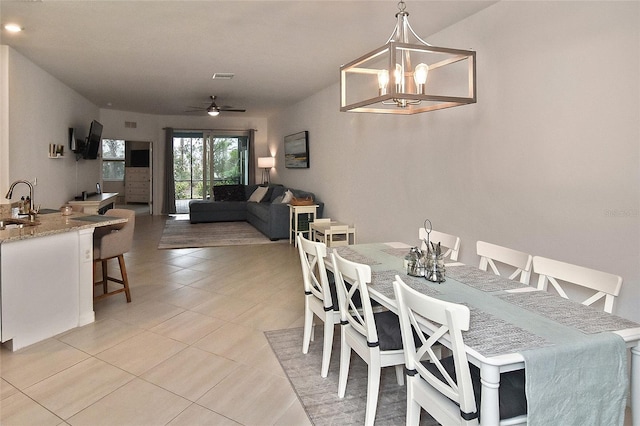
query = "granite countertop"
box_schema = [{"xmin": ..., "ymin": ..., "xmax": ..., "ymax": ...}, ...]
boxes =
[{"xmin": 0, "ymin": 210, "xmax": 128, "ymax": 243}]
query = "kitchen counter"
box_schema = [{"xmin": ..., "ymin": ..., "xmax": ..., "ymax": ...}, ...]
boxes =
[
  {"xmin": 0, "ymin": 210, "xmax": 127, "ymax": 243},
  {"xmin": 0, "ymin": 210, "xmax": 129, "ymax": 351}
]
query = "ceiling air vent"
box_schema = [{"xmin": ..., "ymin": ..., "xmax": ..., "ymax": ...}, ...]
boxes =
[
  {"xmin": 124, "ymin": 121, "xmax": 137, "ymax": 129},
  {"xmin": 212, "ymin": 73, "xmax": 234, "ymax": 80}
]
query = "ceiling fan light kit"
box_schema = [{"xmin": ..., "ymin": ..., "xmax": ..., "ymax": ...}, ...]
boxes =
[
  {"xmin": 340, "ymin": 0, "xmax": 476, "ymax": 115},
  {"xmin": 186, "ymin": 95, "xmax": 246, "ymax": 117}
]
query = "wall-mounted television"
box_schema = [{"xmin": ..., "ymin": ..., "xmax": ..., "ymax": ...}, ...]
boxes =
[
  {"xmin": 83, "ymin": 120, "xmax": 103, "ymax": 159},
  {"xmin": 284, "ymin": 131, "xmax": 309, "ymax": 168}
]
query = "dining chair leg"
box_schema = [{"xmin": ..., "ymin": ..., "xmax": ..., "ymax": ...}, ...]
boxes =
[
  {"xmin": 321, "ymin": 318, "xmax": 334, "ymax": 378},
  {"xmin": 406, "ymin": 379, "xmax": 421, "ymax": 426},
  {"xmin": 302, "ymin": 301, "xmax": 313, "ymax": 354},
  {"xmin": 117, "ymin": 255, "xmax": 132, "ymax": 303},
  {"xmin": 338, "ymin": 335, "xmax": 351, "ymax": 398},
  {"xmin": 394, "ymin": 364, "xmax": 405, "ymax": 385},
  {"xmin": 365, "ymin": 360, "xmax": 382, "ymax": 426}
]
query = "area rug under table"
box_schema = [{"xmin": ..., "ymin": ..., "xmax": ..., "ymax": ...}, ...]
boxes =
[
  {"xmin": 158, "ymin": 220, "xmax": 287, "ymax": 249},
  {"xmin": 265, "ymin": 326, "xmax": 438, "ymax": 425}
]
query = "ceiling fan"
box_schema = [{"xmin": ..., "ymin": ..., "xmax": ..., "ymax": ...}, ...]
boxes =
[{"xmin": 186, "ymin": 96, "xmax": 246, "ymax": 116}]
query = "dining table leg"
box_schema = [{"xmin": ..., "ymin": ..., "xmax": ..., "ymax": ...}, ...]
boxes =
[
  {"xmin": 632, "ymin": 344, "xmax": 640, "ymax": 426},
  {"xmin": 480, "ymin": 364, "xmax": 501, "ymax": 426}
]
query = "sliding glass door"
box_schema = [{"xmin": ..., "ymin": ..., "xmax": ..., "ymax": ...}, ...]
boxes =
[
  {"xmin": 173, "ymin": 132, "xmax": 204, "ymax": 204},
  {"xmin": 173, "ymin": 131, "xmax": 249, "ymax": 212},
  {"xmin": 204, "ymin": 132, "xmax": 249, "ymax": 194}
]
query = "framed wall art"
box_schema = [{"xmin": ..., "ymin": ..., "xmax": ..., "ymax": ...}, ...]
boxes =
[{"xmin": 284, "ymin": 131, "xmax": 309, "ymax": 168}]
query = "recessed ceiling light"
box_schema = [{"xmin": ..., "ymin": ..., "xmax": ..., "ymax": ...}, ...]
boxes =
[
  {"xmin": 4, "ymin": 24, "xmax": 23, "ymax": 33},
  {"xmin": 212, "ymin": 73, "xmax": 234, "ymax": 80}
]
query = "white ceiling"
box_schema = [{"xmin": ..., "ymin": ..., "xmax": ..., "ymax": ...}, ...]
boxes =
[{"xmin": 0, "ymin": 0, "xmax": 495, "ymax": 117}]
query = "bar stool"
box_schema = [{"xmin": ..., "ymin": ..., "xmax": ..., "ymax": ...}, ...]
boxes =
[{"xmin": 93, "ymin": 209, "xmax": 135, "ymax": 302}]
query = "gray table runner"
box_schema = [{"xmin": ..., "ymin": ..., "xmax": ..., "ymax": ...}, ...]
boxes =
[
  {"xmin": 380, "ymin": 247, "xmax": 410, "ymax": 258},
  {"xmin": 371, "ymin": 270, "xmax": 441, "ymax": 298},
  {"xmin": 446, "ymin": 264, "xmax": 528, "ymax": 292},
  {"xmin": 332, "ymin": 246, "xmax": 381, "ymax": 266},
  {"xmin": 498, "ymin": 291, "xmax": 640, "ymax": 334}
]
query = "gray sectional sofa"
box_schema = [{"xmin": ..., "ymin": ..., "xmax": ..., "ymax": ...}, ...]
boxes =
[{"xmin": 188, "ymin": 184, "xmax": 324, "ymax": 240}]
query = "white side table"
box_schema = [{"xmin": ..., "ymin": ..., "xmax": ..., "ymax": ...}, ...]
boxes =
[{"xmin": 288, "ymin": 204, "xmax": 319, "ymax": 246}]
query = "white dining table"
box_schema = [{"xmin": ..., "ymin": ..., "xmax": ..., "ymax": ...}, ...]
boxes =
[{"xmin": 328, "ymin": 242, "xmax": 640, "ymax": 426}]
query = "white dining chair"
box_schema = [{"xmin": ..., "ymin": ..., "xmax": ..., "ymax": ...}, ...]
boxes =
[
  {"xmin": 325, "ymin": 224, "xmax": 349, "ymax": 247},
  {"xmin": 532, "ymin": 256, "xmax": 622, "ymax": 314},
  {"xmin": 476, "ymin": 241, "xmax": 533, "ymax": 285},
  {"xmin": 392, "ymin": 276, "xmax": 527, "ymax": 425},
  {"xmin": 311, "ymin": 218, "xmax": 331, "ymax": 242},
  {"xmin": 419, "ymin": 227, "xmax": 461, "ymax": 263},
  {"xmin": 331, "ymin": 251, "xmax": 405, "ymax": 426},
  {"xmin": 297, "ymin": 234, "xmax": 340, "ymax": 378}
]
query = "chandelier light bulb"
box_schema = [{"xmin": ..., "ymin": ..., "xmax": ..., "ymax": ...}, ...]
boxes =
[
  {"xmin": 414, "ymin": 63, "xmax": 429, "ymax": 85},
  {"xmin": 394, "ymin": 63, "xmax": 404, "ymax": 90},
  {"xmin": 414, "ymin": 63, "xmax": 429, "ymax": 94},
  {"xmin": 377, "ymin": 70, "xmax": 389, "ymax": 95}
]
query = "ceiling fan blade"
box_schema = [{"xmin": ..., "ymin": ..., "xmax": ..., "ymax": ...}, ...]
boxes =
[{"xmin": 218, "ymin": 107, "xmax": 246, "ymax": 112}]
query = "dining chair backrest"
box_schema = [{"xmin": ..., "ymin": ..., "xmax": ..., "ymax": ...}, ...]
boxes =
[
  {"xmin": 332, "ymin": 251, "xmax": 377, "ymax": 344},
  {"xmin": 332, "ymin": 251, "xmax": 406, "ymax": 425},
  {"xmin": 532, "ymin": 256, "xmax": 622, "ymax": 313},
  {"xmin": 476, "ymin": 241, "xmax": 533, "ymax": 284},
  {"xmin": 393, "ymin": 276, "xmax": 478, "ymax": 424},
  {"xmin": 419, "ymin": 228, "xmax": 461, "ymax": 261},
  {"xmin": 327, "ymin": 224, "xmax": 349, "ymax": 247},
  {"xmin": 297, "ymin": 234, "xmax": 333, "ymax": 310},
  {"xmin": 297, "ymin": 234, "xmax": 341, "ymax": 378}
]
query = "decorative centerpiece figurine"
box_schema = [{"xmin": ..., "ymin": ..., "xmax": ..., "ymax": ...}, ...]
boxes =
[
  {"xmin": 425, "ymin": 241, "xmax": 446, "ymax": 283},
  {"xmin": 422, "ymin": 219, "xmax": 446, "ymax": 283},
  {"xmin": 405, "ymin": 246, "xmax": 425, "ymax": 277}
]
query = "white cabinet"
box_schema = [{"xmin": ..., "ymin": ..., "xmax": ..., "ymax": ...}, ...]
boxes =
[
  {"xmin": 0, "ymin": 228, "xmax": 95, "ymax": 351},
  {"xmin": 125, "ymin": 167, "xmax": 150, "ymax": 203}
]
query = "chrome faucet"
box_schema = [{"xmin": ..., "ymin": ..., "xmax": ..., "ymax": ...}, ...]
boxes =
[{"xmin": 5, "ymin": 180, "xmax": 34, "ymax": 213}]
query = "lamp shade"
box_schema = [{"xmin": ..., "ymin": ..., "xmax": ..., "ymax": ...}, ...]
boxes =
[{"xmin": 258, "ymin": 157, "xmax": 275, "ymax": 169}]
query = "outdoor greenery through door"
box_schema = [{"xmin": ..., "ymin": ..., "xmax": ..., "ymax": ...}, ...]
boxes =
[{"xmin": 173, "ymin": 131, "xmax": 249, "ymax": 213}]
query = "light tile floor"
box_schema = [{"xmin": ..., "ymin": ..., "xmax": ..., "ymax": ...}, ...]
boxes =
[{"xmin": 0, "ymin": 214, "xmax": 311, "ymax": 426}]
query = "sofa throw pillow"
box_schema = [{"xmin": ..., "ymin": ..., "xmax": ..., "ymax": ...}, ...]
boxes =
[
  {"xmin": 281, "ymin": 189, "xmax": 294, "ymax": 204},
  {"xmin": 248, "ymin": 185, "xmax": 269, "ymax": 202},
  {"xmin": 272, "ymin": 195, "xmax": 284, "ymax": 204},
  {"xmin": 213, "ymin": 184, "xmax": 246, "ymax": 202}
]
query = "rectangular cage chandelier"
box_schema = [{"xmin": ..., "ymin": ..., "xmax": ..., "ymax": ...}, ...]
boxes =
[{"xmin": 340, "ymin": 1, "xmax": 476, "ymax": 115}]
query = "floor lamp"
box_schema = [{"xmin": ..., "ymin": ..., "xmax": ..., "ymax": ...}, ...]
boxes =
[{"xmin": 258, "ymin": 157, "xmax": 275, "ymax": 185}]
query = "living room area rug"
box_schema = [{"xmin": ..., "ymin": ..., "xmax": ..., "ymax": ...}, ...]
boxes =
[
  {"xmin": 265, "ymin": 326, "xmax": 438, "ymax": 425},
  {"xmin": 158, "ymin": 219, "xmax": 288, "ymax": 249}
]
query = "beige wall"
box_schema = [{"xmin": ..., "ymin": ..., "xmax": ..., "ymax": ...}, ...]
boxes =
[
  {"xmin": 269, "ymin": 1, "xmax": 640, "ymax": 321},
  {"xmin": 2, "ymin": 47, "xmax": 100, "ymax": 209}
]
